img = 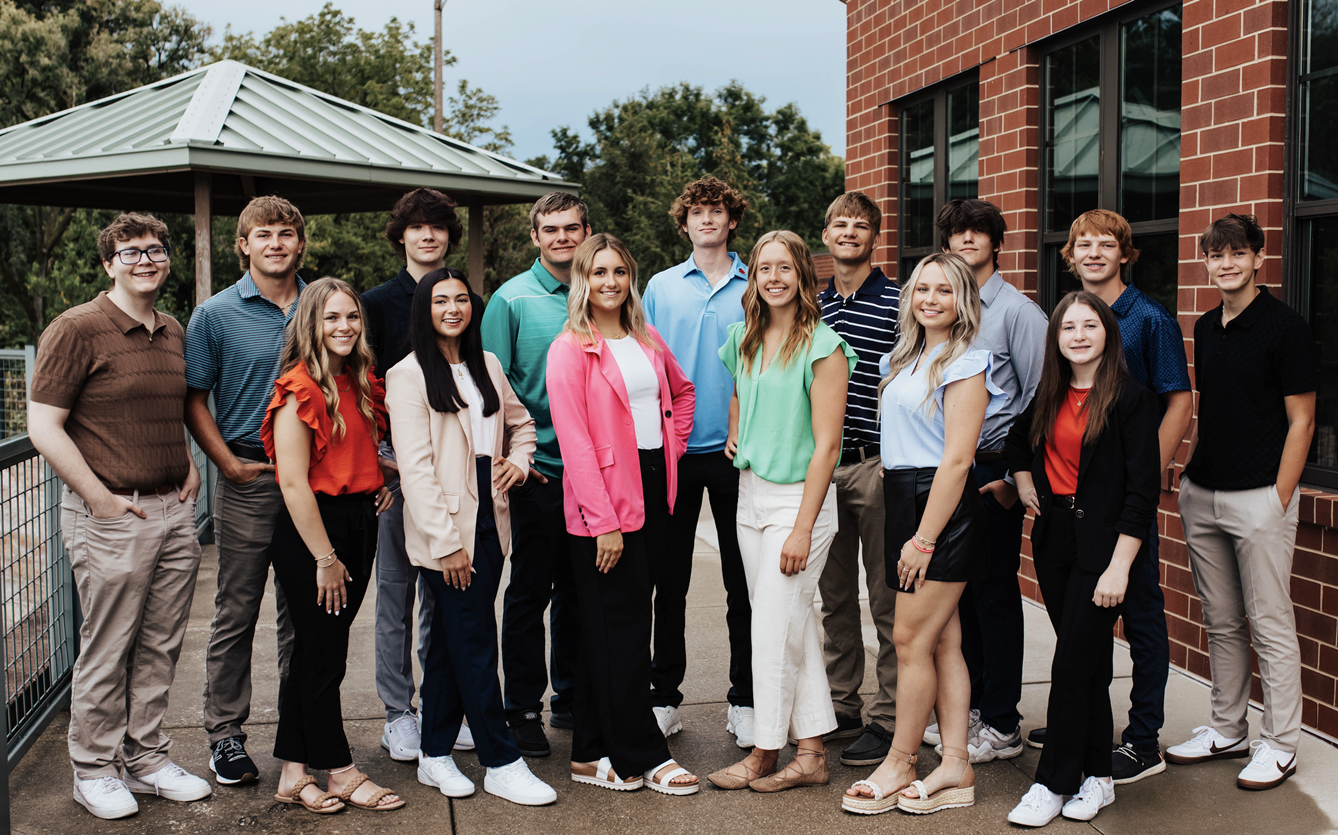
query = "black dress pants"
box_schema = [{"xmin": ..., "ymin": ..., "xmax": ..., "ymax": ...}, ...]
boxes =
[
  {"xmin": 1033, "ymin": 506, "xmax": 1123, "ymax": 796},
  {"xmin": 570, "ymin": 448, "xmax": 672, "ymax": 777},
  {"xmin": 271, "ymin": 493, "xmax": 376, "ymax": 769}
]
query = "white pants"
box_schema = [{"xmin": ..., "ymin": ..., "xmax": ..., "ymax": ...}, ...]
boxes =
[{"xmin": 736, "ymin": 469, "xmax": 839, "ymax": 749}]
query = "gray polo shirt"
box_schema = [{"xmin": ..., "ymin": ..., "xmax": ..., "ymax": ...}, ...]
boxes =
[{"xmin": 975, "ymin": 271, "xmax": 1048, "ymax": 451}]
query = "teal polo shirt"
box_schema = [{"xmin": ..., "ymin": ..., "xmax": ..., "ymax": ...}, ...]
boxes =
[{"xmin": 481, "ymin": 258, "xmax": 569, "ymax": 479}]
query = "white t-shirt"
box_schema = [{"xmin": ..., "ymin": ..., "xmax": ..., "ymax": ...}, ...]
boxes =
[
  {"xmin": 605, "ymin": 335, "xmax": 663, "ymax": 449},
  {"xmin": 451, "ymin": 362, "xmax": 498, "ymax": 455}
]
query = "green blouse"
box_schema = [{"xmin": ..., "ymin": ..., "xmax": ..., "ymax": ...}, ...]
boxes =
[{"xmin": 719, "ymin": 320, "xmax": 858, "ymax": 485}]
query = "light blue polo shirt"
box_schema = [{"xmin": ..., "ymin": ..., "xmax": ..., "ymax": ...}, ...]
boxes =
[
  {"xmin": 184, "ymin": 272, "xmax": 305, "ymax": 447},
  {"xmin": 643, "ymin": 252, "xmax": 747, "ymax": 454}
]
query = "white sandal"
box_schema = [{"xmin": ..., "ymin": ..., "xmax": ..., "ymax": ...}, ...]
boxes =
[
  {"xmin": 842, "ymin": 779, "xmax": 901, "ymax": 814},
  {"xmin": 570, "ymin": 757, "xmax": 643, "ymax": 791},
  {"xmin": 643, "ymin": 759, "xmax": 699, "ymax": 796}
]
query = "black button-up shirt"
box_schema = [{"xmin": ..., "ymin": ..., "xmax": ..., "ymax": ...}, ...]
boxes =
[
  {"xmin": 1184, "ymin": 286, "xmax": 1316, "ymax": 490},
  {"xmin": 362, "ymin": 268, "xmax": 417, "ymax": 379}
]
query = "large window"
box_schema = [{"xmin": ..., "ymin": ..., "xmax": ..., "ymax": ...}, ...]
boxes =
[
  {"xmin": 898, "ymin": 78, "xmax": 979, "ymax": 281},
  {"xmin": 1291, "ymin": 0, "xmax": 1338, "ymax": 488},
  {"xmin": 1040, "ymin": 3, "xmax": 1182, "ymax": 314}
]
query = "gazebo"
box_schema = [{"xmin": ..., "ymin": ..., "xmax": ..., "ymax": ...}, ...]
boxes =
[{"xmin": 0, "ymin": 59, "xmax": 579, "ymax": 299}]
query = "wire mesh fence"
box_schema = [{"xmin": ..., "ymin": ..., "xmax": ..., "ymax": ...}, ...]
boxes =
[{"xmin": 0, "ymin": 350, "xmax": 31, "ymax": 441}]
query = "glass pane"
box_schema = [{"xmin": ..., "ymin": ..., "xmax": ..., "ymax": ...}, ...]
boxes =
[
  {"xmin": 1048, "ymin": 244, "xmax": 1082, "ymax": 312},
  {"xmin": 901, "ymin": 254, "xmax": 927, "ymax": 286},
  {"xmin": 947, "ymin": 84, "xmax": 979, "ymax": 201},
  {"xmin": 1300, "ymin": 76, "xmax": 1338, "ymax": 201},
  {"xmin": 902, "ymin": 99, "xmax": 936, "ymax": 249},
  {"xmin": 1128, "ymin": 232, "xmax": 1179, "ymax": 317},
  {"xmin": 1304, "ymin": 0, "xmax": 1338, "ymax": 76},
  {"xmin": 1047, "ymin": 36, "xmax": 1101, "ymax": 231},
  {"xmin": 1121, "ymin": 9, "xmax": 1182, "ymax": 223},
  {"xmin": 1305, "ymin": 217, "xmax": 1338, "ymax": 471}
]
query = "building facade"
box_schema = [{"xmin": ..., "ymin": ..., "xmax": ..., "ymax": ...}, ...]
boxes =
[{"xmin": 846, "ymin": 0, "xmax": 1338, "ymax": 738}]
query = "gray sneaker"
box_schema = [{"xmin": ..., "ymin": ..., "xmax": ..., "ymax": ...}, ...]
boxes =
[
  {"xmin": 966, "ymin": 722, "xmax": 1024, "ymax": 762},
  {"xmin": 923, "ymin": 708, "xmax": 980, "ymax": 747}
]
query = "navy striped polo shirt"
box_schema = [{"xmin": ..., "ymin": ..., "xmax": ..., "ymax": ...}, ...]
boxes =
[{"xmin": 819, "ymin": 267, "xmax": 901, "ymax": 451}]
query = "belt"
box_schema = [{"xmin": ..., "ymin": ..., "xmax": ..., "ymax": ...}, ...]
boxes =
[
  {"xmin": 110, "ymin": 482, "xmax": 178, "ymax": 497},
  {"xmin": 974, "ymin": 449, "xmax": 1006, "ymax": 464},
  {"xmin": 1053, "ymin": 494, "xmax": 1077, "ymax": 510},
  {"xmin": 227, "ymin": 441, "xmax": 269, "ymax": 462},
  {"xmin": 839, "ymin": 444, "xmax": 880, "ymax": 467}
]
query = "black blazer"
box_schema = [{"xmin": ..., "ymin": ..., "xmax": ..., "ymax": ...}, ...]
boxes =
[{"xmin": 1004, "ymin": 378, "xmax": 1161, "ymax": 573}]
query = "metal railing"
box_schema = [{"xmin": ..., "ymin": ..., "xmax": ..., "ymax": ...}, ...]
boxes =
[{"xmin": 0, "ymin": 349, "xmax": 33, "ymax": 441}]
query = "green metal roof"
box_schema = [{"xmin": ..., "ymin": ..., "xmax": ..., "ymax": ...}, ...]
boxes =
[{"xmin": 0, "ymin": 60, "xmax": 578, "ymax": 214}]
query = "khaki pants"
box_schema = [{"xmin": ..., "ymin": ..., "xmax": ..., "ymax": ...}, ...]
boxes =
[
  {"xmin": 62, "ymin": 486, "xmax": 201, "ymax": 779},
  {"xmin": 1179, "ymin": 476, "xmax": 1303, "ymax": 753},
  {"xmin": 819, "ymin": 456, "xmax": 897, "ymax": 724}
]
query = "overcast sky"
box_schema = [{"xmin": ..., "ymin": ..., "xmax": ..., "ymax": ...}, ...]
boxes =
[{"xmin": 178, "ymin": 0, "xmax": 848, "ymax": 163}]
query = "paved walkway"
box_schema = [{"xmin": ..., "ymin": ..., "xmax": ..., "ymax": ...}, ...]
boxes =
[{"xmin": 10, "ymin": 500, "xmax": 1338, "ymax": 834}]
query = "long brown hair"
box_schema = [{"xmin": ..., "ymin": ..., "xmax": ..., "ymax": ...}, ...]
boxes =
[
  {"xmin": 563, "ymin": 233, "xmax": 657, "ymax": 349},
  {"xmin": 1029, "ymin": 290, "xmax": 1129, "ymax": 449},
  {"xmin": 278, "ymin": 277, "xmax": 380, "ymax": 444},
  {"xmin": 737, "ymin": 230, "xmax": 823, "ymax": 372}
]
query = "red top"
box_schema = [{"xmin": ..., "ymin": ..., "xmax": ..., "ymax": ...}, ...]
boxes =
[
  {"xmin": 261, "ymin": 363, "xmax": 387, "ymax": 496},
  {"xmin": 1043, "ymin": 386, "xmax": 1090, "ymax": 496}
]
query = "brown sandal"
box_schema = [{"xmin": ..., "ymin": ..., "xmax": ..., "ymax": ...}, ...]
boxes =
[
  {"xmin": 898, "ymin": 746, "xmax": 975, "ymax": 814},
  {"xmin": 749, "ymin": 749, "xmax": 829, "ymax": 793},
  {"xmin": 337, "ymin": 771, "xmax": 405, "ymax": 811},
  {"xmin": 275, "ymin": 774, "xmax": 345, "ymax": 814},
  {"xmin": 707, "ymin": 752, "xmax": 777, "ymax": 790}
]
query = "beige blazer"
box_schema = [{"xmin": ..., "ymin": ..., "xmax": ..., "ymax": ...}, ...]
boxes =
[{"xmin": 386, "ymin": 351, "xmax": 536, "ymax": 571}]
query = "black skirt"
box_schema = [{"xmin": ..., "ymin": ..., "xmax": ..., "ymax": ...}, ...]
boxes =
[{"xmin": 883, "ymin": 466, "xmax": 986, "ymax": 590}]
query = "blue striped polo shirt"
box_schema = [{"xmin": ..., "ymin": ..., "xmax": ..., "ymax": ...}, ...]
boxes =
[
  {"xmin": 819, "ymin": 267, "xmax": 901, "ymax": 451},
  {"xmin": 184, "ymin": 272, "xmax": 305, "ymax": 447}
]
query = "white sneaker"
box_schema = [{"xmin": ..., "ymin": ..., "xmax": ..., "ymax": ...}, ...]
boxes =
[
  {"xmin": 726, "ymin": 706, "xmax": 755, "ymax": 749},
  {"xmin": 1007, "ymin": 782, "xmax": 1064, "ymax": 827},
  {"xmin": 1166, "ymin": 725, "xmax": 1248, "ymax": 764},
  {"xmin": 418, "ymin": 753, "xmax": 475, "ymax": 797},
  {"xmin": 382, "ymin": 711, "xmax": 421, "ymax": 762},
  {"xmin": 924, "ymin": 708, "xmax": 979, "ymax": 747},
  {"xmin": 124, "ymin": 762, "xmax": 213, "ymax": 802},
  {"xmin": 1061, "ymin": 776, "xmax": 1114, "ymax": 821},
  {"xmin": 73, "ymin": 775, "xmax": 139, "ymax": 820},
  {"xmin": 963, "ymin": 722, "xmax": 1023, "ymax": 763},
  {"xmin": 1236, "ymin": 740, "xmax": 1297, "ymax": 790},
  {"xmin": 654, "ymin": 705, "xmax": 683, "ymax": 737},
  {"xmin": 454, "ymin": 719, "xmax": 476, "ymax": 751},
  {"xmin": 485, "ymin": 758, "xmax": 557, "ymax": 806}
]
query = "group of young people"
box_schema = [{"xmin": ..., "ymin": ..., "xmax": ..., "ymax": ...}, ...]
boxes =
[{"xmin": 28, "ymin": 173, "xmax": 1315, "ymax": 826}]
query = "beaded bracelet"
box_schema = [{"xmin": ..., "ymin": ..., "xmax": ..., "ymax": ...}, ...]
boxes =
[
  {"xmin": 913, "ymin": 533, "xmax": 936, "ymax": 551},
  {"xmin": 911, "ymin": 539, "xmax": 935, "ymax": 554}
]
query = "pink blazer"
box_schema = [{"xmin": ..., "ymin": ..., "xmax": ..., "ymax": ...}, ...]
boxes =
[{"xmin": 546, "ymin": 325, "xmax": 695, "ymax": 537}]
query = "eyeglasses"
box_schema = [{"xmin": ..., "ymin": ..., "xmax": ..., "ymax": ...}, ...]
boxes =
[{"xmin": 113, "ymin": 245, "xmax": 170, "ymax": 265}]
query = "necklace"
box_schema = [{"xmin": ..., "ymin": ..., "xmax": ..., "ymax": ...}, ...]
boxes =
[
  {"xmin": 1070, "ymin": 385, "xmax": 1091, "ymax": 408},
  {"xmin": 452, "ymin": 363, "xmax": 466, "ymax": 380},
  {"xmin": 336, "ymin": 375, "xmax": 351, "ymax": 393}
]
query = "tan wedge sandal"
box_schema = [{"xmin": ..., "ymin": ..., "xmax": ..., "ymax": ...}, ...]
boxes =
[
  {"xmin": 842, "ymin": 745, "xmax": 918, "ymax": 815},
  {"xmin": 897, "ymin": 746, "xmax": 975, "ymax": 814}
]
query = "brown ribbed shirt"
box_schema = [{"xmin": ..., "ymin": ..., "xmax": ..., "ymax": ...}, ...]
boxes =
[{"xmin": 31, "ymin": 292, "xmax": 191, "ymax": 491}]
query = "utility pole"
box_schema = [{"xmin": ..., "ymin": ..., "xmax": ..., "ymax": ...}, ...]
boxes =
[{"xmin": 433, "ymin": 0, "xmax": 445, "ymax": 134}]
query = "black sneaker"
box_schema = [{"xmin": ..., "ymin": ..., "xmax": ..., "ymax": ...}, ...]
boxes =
[
  {"xmin": 209, "ymin": 737, "xmax": 258, "ymax": 785},
  {"xmin": 1111, "ymin": 743, "xmax": 1165, "ymax": 784},
  {"xmin": 548, "ymin": 711, "xmax": 575, "ymax": 730},
  {"xmin": 1026, "ymin": 727, "xmax": 1046, "ymax": 749},
  {"xmin": 509, "ymin": 711, "xmax": 551, "ymax": 757},
  {"xmin": 840, "ymin": 722, "xmax": 893, "ymax": 766}
]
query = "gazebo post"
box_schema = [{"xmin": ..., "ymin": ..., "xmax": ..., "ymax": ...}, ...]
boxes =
[
  {"xmin": 194, "ymin": 171, "xmax": 212, "ymax": 305},
  {"xmin": 468, "ymin": 196, "xmax": 485, "ymax": 295}
]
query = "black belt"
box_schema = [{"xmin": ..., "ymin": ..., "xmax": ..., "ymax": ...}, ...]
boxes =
[
  {"xmin": 1053, "ymin": 494, "xmax": 1076, "ymax": 510},
  {"xmin": 227, "ymin": 441, "xmax": 269, "ymax": 463},
  {"xmin": 839, "ymin": 444, "xmax": 879, "ymax": 467},
  {"xmin": 975, "ymin": 449, "xmax": 1006, "ymax": 464}
]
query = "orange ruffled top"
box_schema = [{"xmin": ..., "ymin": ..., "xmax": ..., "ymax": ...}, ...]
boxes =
[
  {"xmin": 261, "ymin": 362, "xmax": 387, "ymax": 496},
  {"xmin": 1043, "ymin": 386, "xmax": 1090, "ymax": 497}
]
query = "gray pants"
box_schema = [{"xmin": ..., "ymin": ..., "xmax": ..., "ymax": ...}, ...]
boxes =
[
  {"xmin": 1180, "ymin": 476, "xmax": 1303, "ymax": 753},
  {"xmin": 819, "ymin": 456, "xmax": 897, "ymax": 725},
  {"xmin": 202, "ymin": 473, "xmax": 295, "ymax": 745},
  {"xmin": 63, "ymin": 487, "xmax": 201, "ymax": 779},
  {"xmin": 374, "ymin": 478, "xmax": 434, "ymax": 721}
]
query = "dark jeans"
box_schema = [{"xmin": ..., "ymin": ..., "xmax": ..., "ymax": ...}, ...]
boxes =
[
  {"xmin": 1119, "ymin": 521, "xmax": 1169, "ymax": 750},
  {"xmin": 1034, "ymin": 507, "xmax": 1121, "ymax": 795},
  {"xmin": 270, "ymin": 493, "xmax": 376, "ymax": 770},
  {"xmin": 651, "ymin": 450, "xmax": 753, "ymax": 708},
  {"xmin": 501, "ymin": 473, "xmax": 578, "ymax": 720},
  {"xmin": 960, "ymin": 459, "xmax": 1025, "ymax": 733},
  {"xmin": 419, "ymin": 460, "xmax": 520, "ymax": 768},
  {"xmin": 570, "ymin": 449, "xmax": 672, "ymax": 777}
]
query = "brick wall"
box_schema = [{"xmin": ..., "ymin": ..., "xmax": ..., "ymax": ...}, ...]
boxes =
[{"xmin": 846, "ymin": 0, "xmax": 1338, "ymax": 738}]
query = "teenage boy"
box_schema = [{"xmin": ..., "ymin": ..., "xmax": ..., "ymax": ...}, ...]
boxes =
[
  {"xmin": 1060, "ymin": 208, "xmax": 1193, "ymax": 783},
  {"xmin": 642, "ymin": 176, "xmax": 753, "ymax": 745},
  {"xmin": 813, "ymin": 192, "xmax": 901, "ymax": 764},
  {"xmin": 1167, "ymin": 214, "xmax": 1315, "ymax": 790},
  {"xmin": 933, "ymin": 199, "xmax": 1048, "ymax": 762},
  {"xmin": 185, "ymin": 196, "xmax": 306, "ymax": 784},
  {"xmin": 362, "ymin": 188, "xmax": 467, "ymax": 761},
  {"xmin": 481, "ymin": 192, "xmax": 589, "ymax": 757},
  {"xmin": 30, "ymin": 214, "xmax": 211, "ymax": 819}
]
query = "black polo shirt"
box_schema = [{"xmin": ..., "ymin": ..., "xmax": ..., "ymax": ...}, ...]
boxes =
[
  {"xmin": 1184, "ymin": 286, "xmax": 1316, "ymax": 490},
  {"xmin": 362, "ymin": 268, "xmax": 417, "ymax": 378}
]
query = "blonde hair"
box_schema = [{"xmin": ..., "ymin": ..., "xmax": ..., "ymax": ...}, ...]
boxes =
[
  {"xmin": 563, "ymin": 233, "xmax": 657, "ymax": 349},
  {"xmin": 278, "ymin": 277, "xmax": 380, "ymax": 444},
  {"xmin": 877, "ymin": 252, "xmax": 983, "ymax": 418},
  {"xmin": 737, "ymin": 230, "xmax": 823, "ymax": 373}
]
